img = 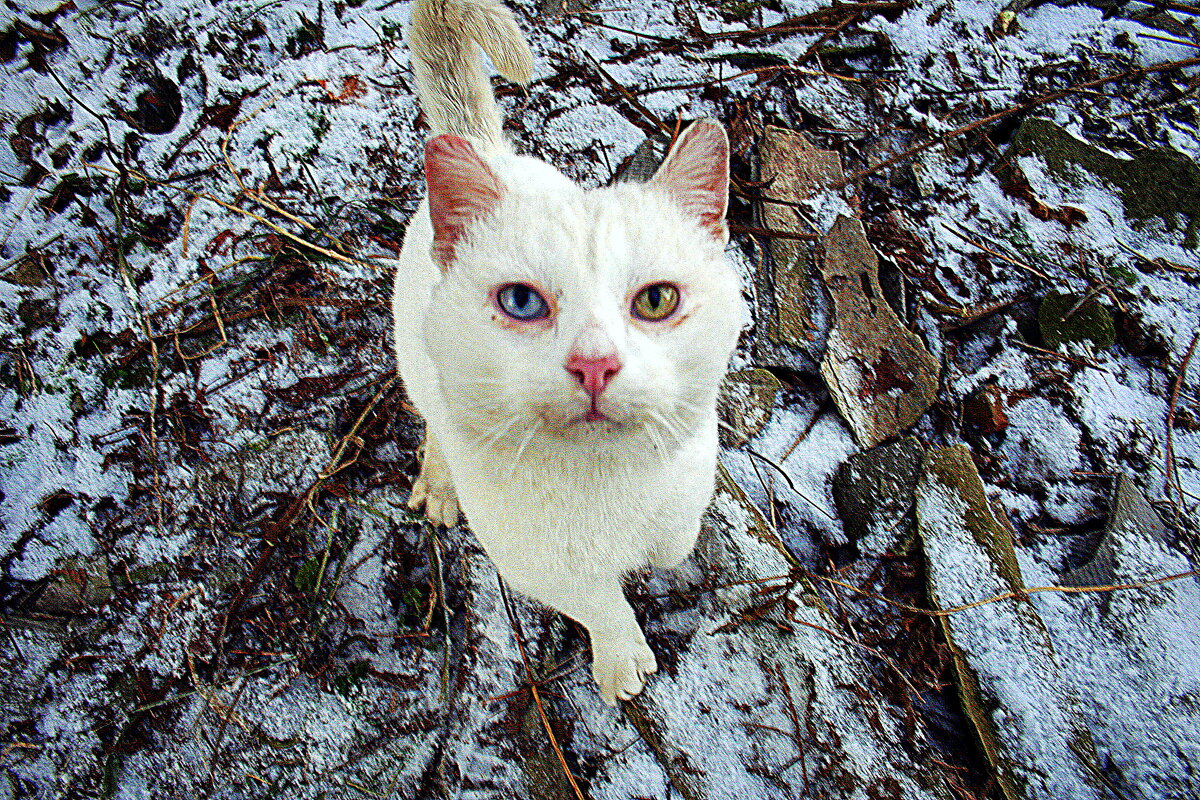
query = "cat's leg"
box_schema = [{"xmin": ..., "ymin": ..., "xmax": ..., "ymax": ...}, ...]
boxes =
[
  {"xmin": 511, "ymin": 574, "xmax": 656, "ymax": 705},
  {"xmin": 407, "ymin": 432, "xmax": 460, "ymax": 526},
  {"xmin": 648, "ymin": 521, "xmax": 701, "ymax": 570}
]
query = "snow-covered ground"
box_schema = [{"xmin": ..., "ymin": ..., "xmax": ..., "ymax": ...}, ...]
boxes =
[{"xmin": 1, "ymin": 0, "xmax": 1198, "ymax": 798}]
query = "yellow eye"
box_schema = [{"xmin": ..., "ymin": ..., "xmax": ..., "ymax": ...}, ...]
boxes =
[{"xmin": 632, "ymin": 283, "xmax": 680, "ymax": 321}]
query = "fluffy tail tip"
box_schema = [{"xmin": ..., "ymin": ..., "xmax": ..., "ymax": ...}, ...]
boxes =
[{"xmin": 473, "ymin": 3, "xmax": 534, "ymax": 85}]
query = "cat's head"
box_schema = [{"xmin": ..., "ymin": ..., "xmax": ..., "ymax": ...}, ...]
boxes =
[{"xmin": 421, "ymin": 122, "xmax": 744, "ymax": 461}]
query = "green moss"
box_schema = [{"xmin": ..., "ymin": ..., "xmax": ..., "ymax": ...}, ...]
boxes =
[
  {"xmin": 331, "ymin": 659, "xmax": 370, "ymax": 697},
  {"xmin": 1104, "ymin": 263, "xmax": 1137, "ymax": 287},
  {"xmin": 1010, "ymin": 118, "xmax": 1200, "ymax": 248},
  {"xmin": 1038, "ymin": 291, "xmax": 1115, "ymax": 352},
  {"xmin": 124, "ymin": 562, "xmax": 173, "ymax": 584},
  {"xmin": 293, "ymin": 554, "xmax": 323, "ymax": 593},
  {"xmin": 100, "ymin": 359, "xmax": 154, "ymax": 390},
  {"xmin": 716, "ymin": 0, "xmax": 767, "ymax": 21}
]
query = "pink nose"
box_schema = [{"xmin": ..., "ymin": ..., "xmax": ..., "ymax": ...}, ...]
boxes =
[{"xmin": 565, "ymin": 353, "xmax": 622, "ymax": 398}]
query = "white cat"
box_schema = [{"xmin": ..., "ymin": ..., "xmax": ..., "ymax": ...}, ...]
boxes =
[{"xmin": 392, "ymin": 0, "xmax": 744, "ymax": 704}]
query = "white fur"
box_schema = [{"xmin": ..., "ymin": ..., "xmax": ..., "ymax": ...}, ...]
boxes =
[{"xmin": 392, "ymin": 0, "xmax": 744, "ymax": 704}]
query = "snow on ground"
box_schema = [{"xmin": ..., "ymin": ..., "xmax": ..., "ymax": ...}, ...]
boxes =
[{"xmin": 1, "ymin": 0, "xmax": 1198, "ymax": 798}]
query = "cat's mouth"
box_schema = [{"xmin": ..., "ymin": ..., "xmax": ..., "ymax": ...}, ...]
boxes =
[
  {"xmin": 541, "ymin": 401, "xmax": 632, "ymax": 435},
  {"xmin": 565, "ymin": 406, "xmax": 622, "ymax": 428}
]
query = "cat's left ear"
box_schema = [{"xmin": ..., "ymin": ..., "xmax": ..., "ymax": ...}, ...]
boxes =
[
  {"xmin": 648, "ymin": 120, "xmax": 730, "ymax": 244},
  {"xmin": 425, "ymin": 135, "xmax": 505, "ymax": 269}
]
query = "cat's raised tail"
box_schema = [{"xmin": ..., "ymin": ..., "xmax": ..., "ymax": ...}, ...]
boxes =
[{"xmin": 408, "ymin": 0, "xmax": 533, "ymax": 152}]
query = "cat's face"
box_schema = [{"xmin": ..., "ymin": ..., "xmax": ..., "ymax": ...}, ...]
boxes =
[{"xmin": 421, "ymin": 123, "xmax": 744, "ymax": 459}]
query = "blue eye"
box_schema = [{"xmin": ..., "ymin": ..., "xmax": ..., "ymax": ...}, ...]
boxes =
[{"xmin": 496, "ymin": 283, "xmax": 550, "ymax": 321}]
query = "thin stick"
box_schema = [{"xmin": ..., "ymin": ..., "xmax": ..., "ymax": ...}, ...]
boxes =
[
  {"xmin": 89, "ymin": 164, "xmax": 380, "ymax": 270},
  {"xmin": 214, "ymin": 377, "xmax": 397, "ymax": 667},
  {"xmin": 579, "ymin": 51, "xmax": 670, "ymax": 136},
  {"xmin": 1135, "ymin": 31, "xmax": 1200, "ymax": 50},
  {"xmin": 430, "ymin": 533, "xmax": 451, "ymax": 699},
  {"xmin": 1165, "ymin": 330, "xmax": 1200, "ymax": 510},
  {"xmin": 779, "ymin": 402, "xmax": 829, "ymax": 464},
  {"xmin": 204, "ymin": 676, "xmax": 249, "ymax": 785},
  {"xmin": 1128, "ymin": 0, "xmax": 1200, "ymax": 17},
  {"xmin": 497, "ymin": 578, "xmax": 587, "ymax": 800},
  {"xmin": 790, "ymin": 618, "xmax": 922, "ymax": 698},
  {"xmin": 745, "ymin": 447, "xmax": 837, "ymax": 520},
  {"xmin": 831, "ymin": 55, "xmax": 1200, "ymax": 188},
  {"xmin": 1115, "ymin": 239, "xmax": 1198, "ymax": 273},
  {"xmin": 629, "ymin": 63, "xmax": 862, "ymax": 96},
  {"xmin": 807, "ymin": 568, "xmax": 1200, "ymax": 618},
  {"xmin": 764, "ymin": 662, "xmax": 809, "ymax": 790},
  {"xmin": 1014, "ymin": 340, "xmax": 1107, "ymax": 372},
  {"xmin": 941, "ymin": 222, "xmax": 1055, "ymax": 282},
  {"xmin": 146, "ymin": 255, "xmax": 267, "ymax": 308},
  {"xmin": 0, "ymin": 173, "xmax": 48, "ymax": 252},
  {"xmin": 221, "ymin": 89, "xmax": 288, "ymax": 195},
  {"xmin": 796, "ymin": 10, "xmax": 861, "ymax": 64}
]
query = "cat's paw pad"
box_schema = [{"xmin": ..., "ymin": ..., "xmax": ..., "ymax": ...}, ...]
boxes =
[
  {"xmin": 592, "ymin": 639, "xmax": 658, "ymax": 706},
  {"xmin": 407, "ymin": 475, "xmax": 460, "ymax": 527}
]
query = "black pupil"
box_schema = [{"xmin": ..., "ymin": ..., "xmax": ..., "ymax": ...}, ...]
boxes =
[
  {"xmin": 646, "ymin": 286, "xmax": 661, "ymax": 309},
  {"xmin": 512, "ymin": 285, "xmax": 531, "ymax": 311}
]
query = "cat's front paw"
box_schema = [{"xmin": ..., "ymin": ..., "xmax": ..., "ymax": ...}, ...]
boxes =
[
  {"xmin": 592, "ymin": 637, "xmax": 658, "ymax": 706},
  {"xmin": 408, "ymin": 435, "xmax": 460, "ymax": 526},
  {"xmin": 408, "ymin": 471, "xmax": 460, "ymax": 527}
]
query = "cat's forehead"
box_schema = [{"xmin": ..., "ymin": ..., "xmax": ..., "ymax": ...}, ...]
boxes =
[{"xmin": 520, "ymin": 186, "xmax": 696, "ymax": 271}]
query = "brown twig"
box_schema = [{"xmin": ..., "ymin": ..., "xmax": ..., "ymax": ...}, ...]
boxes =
[
  {"xmin": 790, "ymin": 617, "xmax": 922, "ymax": 698},
  {"xmin": 1115, "ymin": 240, "xmax": 1199, "ymax": 274},
  {"xmin": 796, "ymin": 10, "xmax": 862, "ymax": 64},
  {"xmin": 694, "ymin": 20, "xmax": 837, "ymax": 42},
  {"xmin": 763, "ymin": 662, "xmax": 809, "ymax": 790},
  {"xmin": 580, "ymin": 19, "xmax": 679, "ymax": 44},
  {"xmin": 1165, "ymin": 329, "xmax": 1200, "ymax": 511},
  {"xmin": 938, "ymin": 296, "xmax": 1027, "ymax": 331},
  {"xmin": 578, "ymin": 50, "xmax": 670, "ymax": 136},
  {"xmin": 214, "ymin": 376, "xmax": 398, "ymax": 667},
  {"xmin": 940, "ymin": 222, "xmax": 1055, "ymax": 282},
  {"xmin": 496, "ymin": 578, "xmax": 586, "ymax": 800},
  {"xmin": 831, "ymin": 55, "xmax": 1200, "ymax": 188},
  {"xmin": 204, "ymin": 676, "xmax": 249, "ymax": 786},
  {"xmin": 1135, "ymin": 31, "xmax": 1200, "ymax": 49},
  {"xmin": 712, "ymin": 585, "xmax": 791, "ymax": 633},
  {"xmin": 628, "ymin": 63, "xmax": 862, "ymax": 96},
  {"xmin": 1129, "ymin": 0, "xmax": 1200, "ymax": 16},
  {"xmin": 1014, "ymin": 340, "xmax": 1107, "ymax": 372},
  {"xmin": 808, "ymin": 568, "xmax": 1200, "ymax": 617},
  {"xmin": 90, "ymin": 164, "xmax": 382, "ymax": 270},
  {"xmin": 779, "ymin": 401, "xmax": 831, "ymax": 463}
]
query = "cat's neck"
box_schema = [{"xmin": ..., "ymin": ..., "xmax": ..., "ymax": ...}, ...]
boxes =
[{"xmin": 454, "ymin": 420, "xmax": 690, "ymax": 486}]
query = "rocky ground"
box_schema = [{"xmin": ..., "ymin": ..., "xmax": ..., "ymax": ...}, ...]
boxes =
[{"xmin": 1, "ymin": 0, "xmax": 1199, "ymax": 798}]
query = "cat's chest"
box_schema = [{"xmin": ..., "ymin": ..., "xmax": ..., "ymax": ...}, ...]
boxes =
[
  {"xmin": 449, "ymin": 445, "xmax": 690, "ymax": 560},
  {"xmin": 472, "ymin": 492, "xmax": 662, "ymax": 574}
]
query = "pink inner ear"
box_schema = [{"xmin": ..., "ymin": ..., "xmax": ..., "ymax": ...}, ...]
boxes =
[
  {"xmin": 425, "ymin": 135, "xmax": 504, "ymax": 267},
  {"xmin": 648, "ymin": 121, "xmax": 730, "ymax": 243}
]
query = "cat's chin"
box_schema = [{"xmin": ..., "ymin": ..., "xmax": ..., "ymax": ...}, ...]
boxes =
[{"xmin": 545, "ymin": 412, "xmax": 632, "ymax": 439}]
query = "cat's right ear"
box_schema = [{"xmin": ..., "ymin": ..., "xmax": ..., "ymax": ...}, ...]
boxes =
[
  {"xmin": 648, "ymin": 120, "xmax": 730, "ymax": 244},
  {"xmin": 425, "ymin": 135, "xmax": 504, "ymax": 269}
]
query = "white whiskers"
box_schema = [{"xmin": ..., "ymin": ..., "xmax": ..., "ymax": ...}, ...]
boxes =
[
  {"xmin": 475, "ymin": 410, "xmax": 525, "ymax": 450},
  {"xmin": 506, "ymin": 417, "xmax": 543, "ymax": 480}
]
